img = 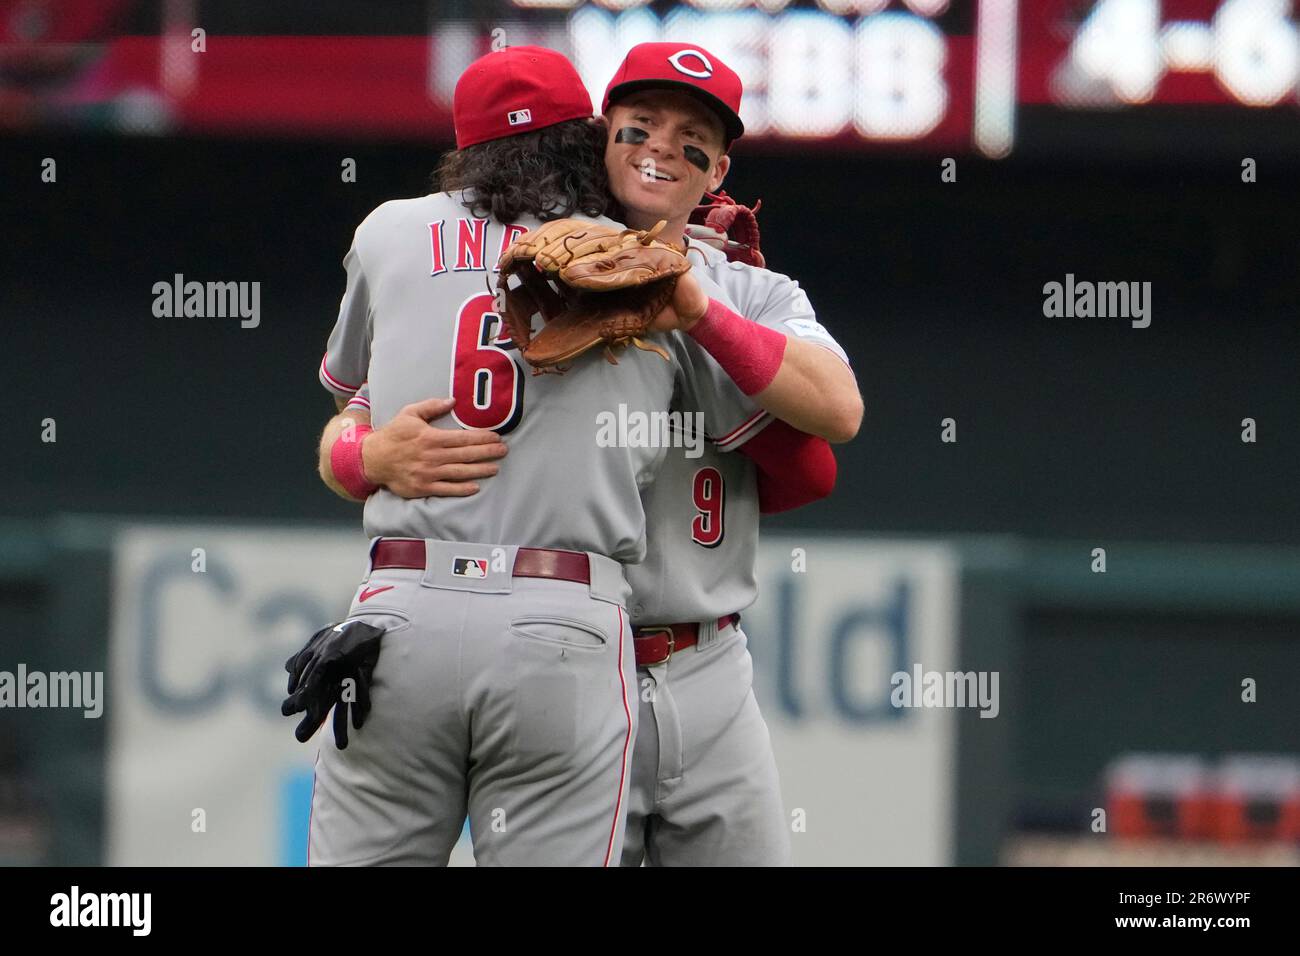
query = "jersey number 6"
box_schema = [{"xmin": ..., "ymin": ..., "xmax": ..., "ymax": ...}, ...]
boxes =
[{"xmin": 449, "ymin": 293, "xmax": 524, "ymax": 435}]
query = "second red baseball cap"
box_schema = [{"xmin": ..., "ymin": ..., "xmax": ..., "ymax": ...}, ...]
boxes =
[
  {"xmin": 454, "ymin": 46, "xmax": 594, "ymax": 149},
  {"xmin": 602, "ymin": 42, "xmax": 744, "ymax": 145}
]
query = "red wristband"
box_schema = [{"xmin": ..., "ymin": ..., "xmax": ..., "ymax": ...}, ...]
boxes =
[
  {"xmin": 686, "ymin": 298, "xmax": 787, "ymax": 395},
  {"xmin": 330, "ymin": 424, "xmax": 378, "ymax": 499}
]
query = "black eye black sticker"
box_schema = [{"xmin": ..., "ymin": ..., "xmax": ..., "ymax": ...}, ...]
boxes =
[
  {"xmin": 617, "ymin": 126, "xmax": 710, "ymax": 172},
  {"xmin": 683, "ymin": 144, "xmax": 711, "ymax": 172}
]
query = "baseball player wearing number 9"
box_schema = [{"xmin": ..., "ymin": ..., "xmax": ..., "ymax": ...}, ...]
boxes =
[
  {"xmin": 599, "ymin": 45, "xmax": 858, "ymax": 866},
  {"xmin": 298, "ymin": 46, "xmax": 831, "ymax": 867},
  {"xmin": 319, "ymin": 44, "xmax": 861, "ymax": 865}
]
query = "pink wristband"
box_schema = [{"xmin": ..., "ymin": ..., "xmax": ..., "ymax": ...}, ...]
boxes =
[
  {"xmin": 686, "ymin": 298, "xmax": 787, "ymax": 395},
  {"xmin": 330, "ymin": 424, "xmax": 379, "ymax": 499}
]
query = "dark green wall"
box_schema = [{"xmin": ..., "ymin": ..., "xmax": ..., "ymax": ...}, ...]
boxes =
[{"xmin": 3, "ymin": 134, "xmax": 1297, "ymax": 544}]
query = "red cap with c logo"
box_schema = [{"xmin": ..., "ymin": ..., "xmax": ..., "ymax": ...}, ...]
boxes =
[{"xmin": 602, "ymin": 42, "xmax": 744, "ymax": 145}]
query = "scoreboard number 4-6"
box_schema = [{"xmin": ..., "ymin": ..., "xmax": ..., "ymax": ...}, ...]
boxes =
[{"xmin": 1066, "ymin": 0, "xmax": 1300, "ymax": 106}]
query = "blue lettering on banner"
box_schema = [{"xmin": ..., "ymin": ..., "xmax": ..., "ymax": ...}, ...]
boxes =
[
  {"xmin": 775, "ymin": 578, "xmax": 801, "ymax": 719},
  {"xmin": 139, "ymin": 554, "xmax": 236, "ymax": 714},
  {"xmin": 251, "ymin": 593, "xmax": 333, "ymax": 714},
  {"xmin": 830, "ymin": 579, "xmax": 910, "ymax": 721},
  {"xmin": 752, "ymin": 575, "xmax": 913, "ymax": 724},
  {"xmin": 136, "ymin": 551, "xmax": 334, "ymax": 716}
]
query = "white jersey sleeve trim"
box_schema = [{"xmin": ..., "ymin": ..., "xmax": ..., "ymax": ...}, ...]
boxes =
[
  {"xmin": 319, "ymin": 355, "xmax": 361, "ymax": 398},
  {"xmin": 713, "ymin": 408, "xmax": 773, "ymax": 452}
]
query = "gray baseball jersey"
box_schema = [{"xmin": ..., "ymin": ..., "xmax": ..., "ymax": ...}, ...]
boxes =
[
  {"xmin": 627, "ymin": 240, "xmax": 851, "ymax": 625},
  {"xmin": 319, "ymin": 191, "xmax": 759, "ymax": 563},
  {"xmin": 621, "ymin": 240, "xmax": 852, "ymax": 868}
]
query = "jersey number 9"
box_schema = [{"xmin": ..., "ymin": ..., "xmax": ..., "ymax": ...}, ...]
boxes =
[{"xmin": 691, "ymin": 466, "xmax": 725, "ymax": 548}]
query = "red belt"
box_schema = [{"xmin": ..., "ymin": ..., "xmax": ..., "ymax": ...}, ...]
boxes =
[
  {"xmin": 370, "ymin": 538, "xmax": 590, "ymax": 584},
  {"xmin": 634, "ymin": 613, "xmax": 740, "ymax": 668}
]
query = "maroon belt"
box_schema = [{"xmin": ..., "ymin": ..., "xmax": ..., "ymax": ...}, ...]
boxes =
[
  {"xmin": 370, "ymin": 538, "xmax": 590, "ymax": 584},
  {"xmin": 634, "ymin": 613, "xmax": 740, "ymax": 668}
]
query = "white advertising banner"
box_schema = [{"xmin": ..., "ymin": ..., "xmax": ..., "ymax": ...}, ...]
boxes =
[
  {"xmin": 108, "ymin": 526, "xmax": 958, "ymax": 866},
  {"xmin": 106, "ymin": 525, "xmax": 371, "ymax": 866},
  {"xmin": 745, "ymin": 536, "xmax": 960, "ymax": 866}
]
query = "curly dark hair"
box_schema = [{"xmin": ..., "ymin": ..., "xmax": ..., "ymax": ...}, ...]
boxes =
[{"xmin": 433, "ymin": 117, "xmax": 614, "ymax": 223}]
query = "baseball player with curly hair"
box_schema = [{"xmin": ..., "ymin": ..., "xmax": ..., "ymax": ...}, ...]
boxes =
[{"xmin": 322, "ymin": 44, "xmax": 861, "ymax": 866}]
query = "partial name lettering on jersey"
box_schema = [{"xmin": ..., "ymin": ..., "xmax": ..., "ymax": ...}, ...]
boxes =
[{"xmin": 428, "ymin": 216, "xmax": 529, "ymax": 276}]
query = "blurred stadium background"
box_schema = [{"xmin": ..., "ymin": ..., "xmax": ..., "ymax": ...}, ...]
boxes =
[{"xmin": 2, "ymin": 0, "xmax": 1298, "ymax": 866}]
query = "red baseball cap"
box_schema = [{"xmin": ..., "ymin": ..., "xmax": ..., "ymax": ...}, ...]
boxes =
[
  {"xmin": 602, "ymin": 42, "xmax": 744, "ymax": 146},
  {"xmin": 454, "ymin": 46, "xmax": 594, "ymax": 149}
]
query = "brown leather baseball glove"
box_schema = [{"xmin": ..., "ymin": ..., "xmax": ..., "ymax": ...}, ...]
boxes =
[{"xmin": 495, "ymin": 219, "xmax": 690, "ymax": 374}]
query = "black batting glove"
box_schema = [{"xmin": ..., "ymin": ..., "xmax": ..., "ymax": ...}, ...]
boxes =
[{"xmin": 281, "ymin": 620, "xmax": 386, "ymax": 749}]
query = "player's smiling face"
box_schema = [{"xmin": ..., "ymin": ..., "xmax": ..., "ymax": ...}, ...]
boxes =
[{"xmin": 604, "ymin": 90, "xmax": 730, "ymax": 231}]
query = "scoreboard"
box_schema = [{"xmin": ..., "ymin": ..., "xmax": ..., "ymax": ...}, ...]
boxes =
[
  {"xmin": 2, "ymin": 0, "xmax": 1298, "ymax": 157},
  {"xmin": 539, "ymin": 0, "xmax": 1300, "ymax": 156},
  {"xmin": 550, "ymin": 2, "xmax": 983, "ymax": 150},
  {"xmin": 1026, "ymin": 0, "xmax": 1300, "ymax": 108}
]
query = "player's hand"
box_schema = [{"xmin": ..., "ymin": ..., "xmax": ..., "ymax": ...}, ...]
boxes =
[
  {"xmin": 361, "ymin": 397, "xmax": 508, "ymax": 499},
  {"xmin": 648, "ymin": 270, "xmax": 710, "ymax": 333}
]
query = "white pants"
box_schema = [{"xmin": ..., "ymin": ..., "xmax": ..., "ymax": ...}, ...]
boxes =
[{"xmin": 621, "ymin": 624, "xmax": 790, "ymax": 867}]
